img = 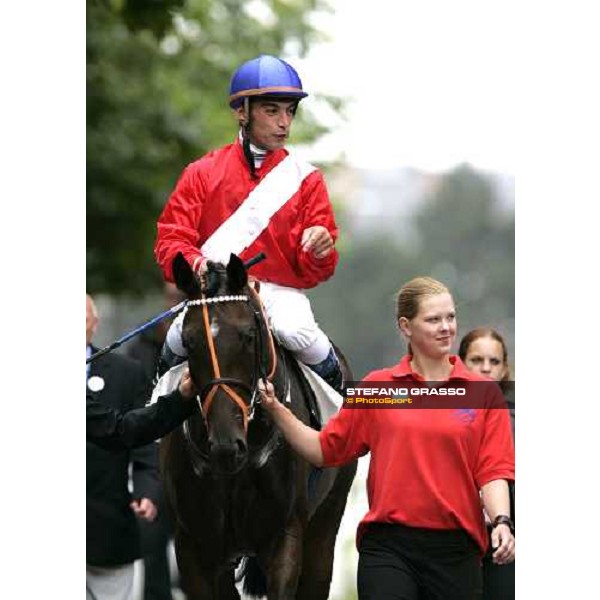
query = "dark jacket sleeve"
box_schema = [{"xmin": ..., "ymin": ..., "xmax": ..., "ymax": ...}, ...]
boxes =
[
  {"xmin": 86, "ymin": 389, "xmax": 196, "ymax": 451},
  {"xmin": 131, "ymin": 440, "xmax": 160, "ymax": 502}
]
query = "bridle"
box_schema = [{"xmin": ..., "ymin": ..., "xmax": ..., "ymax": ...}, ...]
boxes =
[{"xmin": 184, "ymin": 285, "xmax": 277, "ymax": 433}]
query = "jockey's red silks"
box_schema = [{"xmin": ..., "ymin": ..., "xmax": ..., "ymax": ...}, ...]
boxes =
[{"xmin": 155, "ymin": 139, "xmax": 338, "ymax": 289}]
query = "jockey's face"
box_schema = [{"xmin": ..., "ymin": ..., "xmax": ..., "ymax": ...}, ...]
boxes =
[
  {"xmin": 237, "ymin": 98, "xmax": 297, "ymax": 151},
  {"xmin": 399, "ymin": 293, "xmax": 457, "ymax": 359}
]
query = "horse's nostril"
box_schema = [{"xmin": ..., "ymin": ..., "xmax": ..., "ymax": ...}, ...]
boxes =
[
  {"xmin": 209, "ymin": 441, "xmax": 246, "ymax": 460},
  {"xmin": 208, "ymin": 441, "xmax": 247, "ymax": 473}
]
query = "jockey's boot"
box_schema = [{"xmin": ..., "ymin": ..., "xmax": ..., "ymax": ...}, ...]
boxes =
[
  {"xmin": 309, "ymin": 346, "xmax": 344, "ymax": 395},
  {"xmin": 154, "ymin": 343, "xmax": 187, "ymax": 385}
]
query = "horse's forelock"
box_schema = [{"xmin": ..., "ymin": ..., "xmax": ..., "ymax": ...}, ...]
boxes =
[{"xmin": 205, "ymin": 262, "xmax": 228, "ymax": 298}]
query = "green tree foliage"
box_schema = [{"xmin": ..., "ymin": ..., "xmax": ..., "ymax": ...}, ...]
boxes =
[
  {"xmin": 87, "ymin": 0, "xmax": 333, "ymax": 294},
  {"xmin": 412, "ymin": 164, "xmax": 515, "ymax": 350},
  {"xmin": 309, "ymin": 164, "xmax": 514, "ymax": 378}
]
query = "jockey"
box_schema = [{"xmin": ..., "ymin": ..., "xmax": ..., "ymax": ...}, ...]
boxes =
[{"xmin": 154, "ymin": 54, "xmax": 344, "ymax": 393}]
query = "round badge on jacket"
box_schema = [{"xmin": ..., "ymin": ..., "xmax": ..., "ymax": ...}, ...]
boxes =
[{"xmin": 87, "ymin": 375, "xmax": 105, "ymax": 392}]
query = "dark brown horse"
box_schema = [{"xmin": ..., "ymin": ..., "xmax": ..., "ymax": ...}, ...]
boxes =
[{"xmin": 159, "ymin": 252, "xmax": 357, "ymax": 600}]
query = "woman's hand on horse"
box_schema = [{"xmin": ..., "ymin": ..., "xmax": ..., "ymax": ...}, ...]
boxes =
[
  {"xmin": 130, "ymin": 498, "xmax": 158, "ymax": 522},
  {"xmin": 258, "ymin": 379, "xmax": 277, "ymax": 410},
  {"xmin": 258, "ymin": 378, "xmax": 324, "ymax": 466},
  {"xmin": 179, "ymin": 368, "xmax": 198, "ymax": 400}
]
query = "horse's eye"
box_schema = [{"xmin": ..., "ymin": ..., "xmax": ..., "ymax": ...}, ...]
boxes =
[
  {"xmin": 239, "ymin": 329, "xmax": 256, "ymax": 345},
  {"xmin": 181, "ymin": 332, "xmax": 196, "ymax": 350}
]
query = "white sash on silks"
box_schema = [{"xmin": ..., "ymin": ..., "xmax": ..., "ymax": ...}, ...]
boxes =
[{"xmin": 201, "ymin": 153, "xmax": 317, "ymax": 264}]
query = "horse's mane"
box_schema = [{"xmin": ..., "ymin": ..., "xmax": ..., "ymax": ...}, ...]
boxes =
[{"xmin": 197, "ymin": 261, "xmax": 224, "ymax": 297}]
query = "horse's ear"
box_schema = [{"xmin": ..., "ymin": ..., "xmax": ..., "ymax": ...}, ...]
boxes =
[
  {"xmin": 172, "ymin": 253, "xmax": 201, "ymax": 297},
  {"xmin": 226, "ymin": 253, "xmax": 248, "ymax": 294}
]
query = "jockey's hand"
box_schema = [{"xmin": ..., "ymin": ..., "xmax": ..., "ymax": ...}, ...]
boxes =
[
  {"xmin": 195, "ymin": 258, "xmax": 211, "ymax": 292},
  {"xmin": 301, "ymin": 226, "xmax": 334, "ymax": 259},
  {"xmin": 257, "ymin": 379, "xmax": 277, "ymax": 411},
  {"xmin": 178, "ymin": 368, "xmax": 197, "ymax": 400},
  {"xmin": 130, "ymin": 498, "xmax": 158, "ymax": 522},
  {"xmin": 491, "ymin": 524, "xmax": 515, "ymax": 565}
]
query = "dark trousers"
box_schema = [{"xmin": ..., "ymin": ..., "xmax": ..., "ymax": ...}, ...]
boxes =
[
  {"xmin": 138, "ymin": 494, "xmax": 174, "ymax": 600},
  {"xmin": 357, "ymin": 523, "xmax": 483, "ymax": 600},
  {"xmin": 482, "ymin": 480, "xmax": 515, "ymax": 600},
  {"xmin": 482, "ymin": 527, "xmax": 515, "ymax": 600}
]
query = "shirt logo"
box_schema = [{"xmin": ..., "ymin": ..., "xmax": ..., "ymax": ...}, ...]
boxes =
[{"xmin": 454, "ymin": 408, "xmax": 477, "ymax": 424}]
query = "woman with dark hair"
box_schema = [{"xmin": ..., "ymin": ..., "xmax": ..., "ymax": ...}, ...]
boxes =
[
  {"xmin": 259, "ymin": 276, "xmax": 515, "ymax": 600},
  {"xmin": 459, "ymin": 327, "xmax": 515, "ymax": 600}
]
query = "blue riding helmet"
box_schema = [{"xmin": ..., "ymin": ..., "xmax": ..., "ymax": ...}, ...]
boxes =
[{"xmin": 229, "ymin": 55, "xmax": 308, "ymax": 109}]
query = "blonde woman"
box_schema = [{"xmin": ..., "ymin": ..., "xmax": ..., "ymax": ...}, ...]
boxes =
[{"xmin": 259, "ymin": 277, "xmax": 514, "ymax": 600}]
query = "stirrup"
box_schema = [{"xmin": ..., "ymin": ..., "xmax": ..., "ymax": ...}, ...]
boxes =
[
  {"xmin": 308, "ymin": 347, "xmax": 344, "ymax": 395},
  {"xmin": 322, "ymin": 365, "xmax": 344, "ymax": 395}
]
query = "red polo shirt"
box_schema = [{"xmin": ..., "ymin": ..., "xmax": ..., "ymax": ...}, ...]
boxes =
[{"xmin": 319, "ymin": 355, "xmax": 515, "ymax": 554}]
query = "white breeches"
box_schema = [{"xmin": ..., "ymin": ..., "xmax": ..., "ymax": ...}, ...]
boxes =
[
  {"xmin": 259, "ymin": 282, "xmax": 331, "ymax": 364},
  {"xmin": 166, "ymin": 282, "xmax": 331, "ymax": 365}
]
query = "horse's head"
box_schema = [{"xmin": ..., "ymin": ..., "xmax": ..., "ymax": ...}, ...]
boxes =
[{"xmin": 172, "ymin": 252, "xmax": 274, "ymax": 475}]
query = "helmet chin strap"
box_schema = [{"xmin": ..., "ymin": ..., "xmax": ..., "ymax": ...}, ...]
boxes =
[{"xmin": 241, "ymin": 97, "xmax": 258, "ymax": 180}]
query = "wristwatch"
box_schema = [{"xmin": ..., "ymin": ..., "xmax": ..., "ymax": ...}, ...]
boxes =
[{"xmin": 492, "ymin": 515, "xmax": 515, "ymax": 535}]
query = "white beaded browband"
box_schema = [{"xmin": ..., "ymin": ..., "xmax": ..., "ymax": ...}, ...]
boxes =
[
  {"xmin": 179, "ymin": 296, "xmax": 250, "ymax": 318},
  {"xmin": 186, "ymin": 295, "xmax": 249, "ymax": 306}
]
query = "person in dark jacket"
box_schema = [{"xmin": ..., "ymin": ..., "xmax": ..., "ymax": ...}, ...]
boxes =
[
  {"xmin": 86, "ymin": 372, "xmax": 197, "ymax": 451},
  {"xmin": 87, "ymin": 285, "xmax": 197, "ymax": 451},
  {"xmin": 126, "ymin": 282, "xmax": 188, "ymax": 600},
  {"xmin": 86, "ymin": 294, "xmax": 162, "ymax": 600}
]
